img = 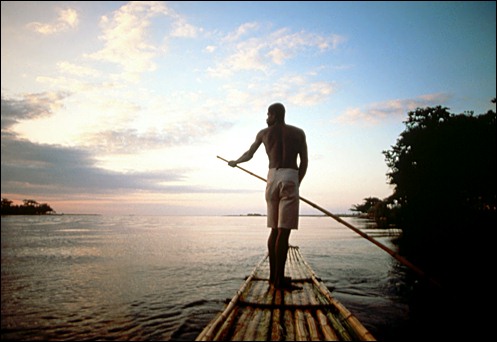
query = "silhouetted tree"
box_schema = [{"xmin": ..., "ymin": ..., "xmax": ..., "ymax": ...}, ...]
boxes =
[
  {"xmin": 383, "ymin": 104, "xmax": 496, "ymax": 283},
  {"xmin": 1, "ymin": 198, "xmax": 55, "ymax": 215},
  {"xmin": 1, "ymin": 198, "xmax": 13, "ymax": 209},
  {"xmin": 350, "ymin": 197, "xmax": 382, "ymax": 215},
  {"xmin": 351, "ymin": 197, "xmax": 400, "ymax": 228}
]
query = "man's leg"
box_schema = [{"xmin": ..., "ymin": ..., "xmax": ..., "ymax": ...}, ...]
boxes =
[
  {"xmin": 267, "ymin": 228, "xmax": 278, "ymax": 284},
  {"xmin": 274, "ymin": 228, "xmax": 291, "ymax": 288}
]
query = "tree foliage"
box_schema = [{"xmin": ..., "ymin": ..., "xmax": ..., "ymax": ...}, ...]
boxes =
[
  {"xmin": 384, "ymin": 106, "xmax": 496, "ymax": 224},
  {"xmin": 1, "ymin": 198, "xmax": 55, "ymax": 215},
  {"xmin": 382, "ymin": 104, "xmax": 496, "ymax": 280},
  {"xmin": 350, "ymin": 197, "xmax": 382, "ymax": 214}
]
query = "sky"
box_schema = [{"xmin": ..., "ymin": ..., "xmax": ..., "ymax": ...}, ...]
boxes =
[{"xmin": 1, "ymin": 1, "xmax": 496, "ymax": 216}]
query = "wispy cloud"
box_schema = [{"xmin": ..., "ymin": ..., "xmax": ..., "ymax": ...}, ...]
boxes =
[
  {"xmin": 84, "ymin": 1, "xmax": 200, "ymax": 81},
  {"xmin": 207, "ymin": 23, "xmax": 346, "ymax": 77},
  {"xmin": 237, "ymin": 75, "xmax": 336, "ymax": 108},
  {"xmin": 85, "ymin": 2, "xmax": 163, "ymax": 79},
  {"xmin": 26, "ymin": 7, "xmax": 79, "ymax": 34},
  {"xmin": 56, "ymin": 61, "xmax": 101, "ymax": 78},
  {"xmin": 170, "ymin": 17, "xmax": 200, "ymax": 37},
  {"xmin": 335, "ymin": 93, "xmax": 452, "ymax": 125},
  {"xmin": 85, "ymin": 118, "xmax": 233, "ymax": 154},
  {"xmin": 273, "ymin": 76, "xmax": 336, "ymax": 107}
]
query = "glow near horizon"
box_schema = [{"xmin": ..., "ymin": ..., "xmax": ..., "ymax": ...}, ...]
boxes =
[{"xmin": 1, "ymin": 1, "xmax": 495, "ymax": 215}]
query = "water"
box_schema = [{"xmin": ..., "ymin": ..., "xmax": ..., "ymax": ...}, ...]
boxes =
[{"xmin": 2, "ymin": 215, "xmax": 410, "ymax": 341}]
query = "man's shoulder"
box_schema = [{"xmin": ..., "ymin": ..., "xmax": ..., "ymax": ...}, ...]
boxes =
[
  {"xmin": 256, "ymin": 127, "xmax": 270, "ymax": 140},
  {"xmin": 286, "ymin": 124, "xmax": 306, "ymax": 134},
  {"xmin": 258, "ymin": 127, "xmax": 270, "ymax": 135}
]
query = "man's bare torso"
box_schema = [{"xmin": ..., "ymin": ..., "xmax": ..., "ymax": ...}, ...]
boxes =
[{"xmin": 259, "ymin": 123, "xmax": 306, "ymax": 170}]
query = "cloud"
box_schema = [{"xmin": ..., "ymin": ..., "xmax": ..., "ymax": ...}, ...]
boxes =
[
  {"xmin": 222, "ymin": 22, "xmax": 259, "ymax": 42},
  {"xmin": 207, "ymin": 24, "xmax": 346, "ymax": 77},
  {"xmin": 85, "ymin": 118, "xmax": 234, "ymax": 153},
  {"xmin": 0, "ymin": 133, "xmax": 216, "ymax": 198},
  {"xmin": 26, "ymin": 8, "xmax": 78, "ymax": 34},
  {"xmin": 56, "ymin": 61, "xmax": 101, "ymax": 78},
  {"xmin": 170, "ymin": 17, "xmax": 199, "ymax": 37},
  {"xmin": 335, "ymin": 93, "xmax": 452, "ymax": 125},
  {"xmin": 1, "ymin": 92, "xmax": 228, "ymax": 196},
  {"xmin": 204, "ymin": 45, "xmax": 216, "ymax": 53},
  {"xmin": 273, "ymin": 76, "xmax": 336, "ymax": 106},
  {"xmin": 30, "ymin": 62, "xmax": 105, "ymax": 94},
  {"xmin": 1, "ymin": 92, "xmax": 69, "ymax": 130},
  {"xmin": 240, "ymin": 75, "xmax": 336, "ymax": 108},
  {"xmin": 84, "ymin": 2, "xmax": 200, "ymax": 81},
  {"xmin": 85, "ymin": 2, "xmax": 163, "ymax": 78}
]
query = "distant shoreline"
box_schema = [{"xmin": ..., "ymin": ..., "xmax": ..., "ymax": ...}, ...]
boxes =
[
  {"xmin": 2, "ymin": 213, "xmax": 361, "ymax": 218},
  {"xmin": 1, "ymin": 213, "xmax": 101, "ymax": 216},
  {"xmin": 225, "ymin": 213, "xmax": 361, "ymax": 218}
]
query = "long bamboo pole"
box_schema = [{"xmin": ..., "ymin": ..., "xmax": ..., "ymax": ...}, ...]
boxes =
[{"xmin": 217, "ymin": 155, "xmax": 442, "ymax": 289}]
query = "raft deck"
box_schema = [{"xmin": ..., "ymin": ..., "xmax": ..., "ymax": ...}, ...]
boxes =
[{"xmin": 196, "ymin": 246, "xmax": 375, "ymax": 341}]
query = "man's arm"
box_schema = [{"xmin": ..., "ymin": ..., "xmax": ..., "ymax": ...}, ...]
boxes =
[
  {"xmin": 228, "ymin": 130, "xmax": 264, "ymax": 167},
  {"xmin": 298, "ymin": 133, "xmax": 308, "ymax": 184}
]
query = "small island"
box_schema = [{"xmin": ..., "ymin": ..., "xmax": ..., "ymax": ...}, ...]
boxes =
[{"xmin": 1, "ymin": 198, "xmax": 55, "ymax": 215}]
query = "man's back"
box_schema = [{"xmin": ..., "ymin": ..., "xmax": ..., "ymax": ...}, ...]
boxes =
[
  {"xmin": 261, "ymin": 123, "xmax": 307, "ymax": 171},
  {"xmin": 229, "ymin": 103, "xmax": 308, "ymax": 184}
]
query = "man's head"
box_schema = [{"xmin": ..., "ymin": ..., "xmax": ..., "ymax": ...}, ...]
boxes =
[{"xmin": 267, "ymin": 103, "xmax": 285, "ymax": 126}]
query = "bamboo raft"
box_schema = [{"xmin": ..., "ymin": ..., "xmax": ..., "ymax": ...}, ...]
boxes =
[{"xmin": 196, "ymin": 246, "xmax": 375, "ymax": 341}]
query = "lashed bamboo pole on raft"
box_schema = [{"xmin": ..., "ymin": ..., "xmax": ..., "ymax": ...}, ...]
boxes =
[
  {"xmin": 217, "ymin": 155, "xmax": 442, "ymax": 289},
  {"xmin": 196, "ymin": 254, "xmax": 268, "ymax": 341}
]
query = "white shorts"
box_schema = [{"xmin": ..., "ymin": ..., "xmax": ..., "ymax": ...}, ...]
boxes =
[{"xmin": 265, "ymin": 168, "xmax": 300, "ymax": 229}]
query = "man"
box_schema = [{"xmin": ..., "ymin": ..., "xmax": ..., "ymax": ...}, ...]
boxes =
[{"xmin": 229, "ymin": 103, "xmax": 308, "ymax": 288}]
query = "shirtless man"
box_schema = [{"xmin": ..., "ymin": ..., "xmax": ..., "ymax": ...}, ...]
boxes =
[{"xmin": 229, "ymin": 103, "xmax": 308, "ymax": 288}]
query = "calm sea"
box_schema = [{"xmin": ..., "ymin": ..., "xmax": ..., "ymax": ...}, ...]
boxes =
[{"xmin": 2, "ymin": 215, "xmax": 412, "ymax": 341}]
